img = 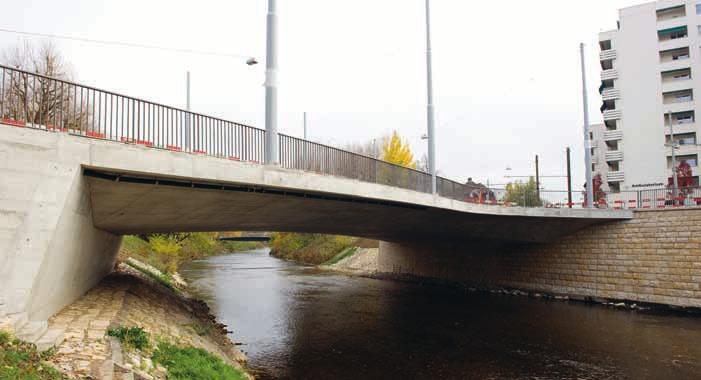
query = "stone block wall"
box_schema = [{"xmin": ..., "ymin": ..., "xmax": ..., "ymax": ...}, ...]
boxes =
[{"xmin": 378, "ymin": 209, "xmax": 701, "ymax": 308}]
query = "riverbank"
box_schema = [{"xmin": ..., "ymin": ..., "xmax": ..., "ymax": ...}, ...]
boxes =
[
  {"xmin": 322, "ymin": 246, "xmax": 701, "ymax": 315},
  {"xmin": 121, "ymin": 233, "xmax": 264, "ymax": 276},
  {"xmin": 40, "ymin": 260, "xmax": 251, "ymax": 379},
  {"xmin": 269, "ymin": 233, "xmax": 378, "ymax": 265}
]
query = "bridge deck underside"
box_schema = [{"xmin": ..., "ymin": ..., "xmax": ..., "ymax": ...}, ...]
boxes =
[{"xmin": 87, "ymin": 174, "xmax": 615, "ymax": 244}]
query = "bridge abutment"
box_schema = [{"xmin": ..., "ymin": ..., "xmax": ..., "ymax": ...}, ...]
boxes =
[
  {"xmin": 1, "ymin": 128, "xmax": 121, "ymax": 322},
  {"xmin": 378, "ymin": 209, "xmax": 701, "ymax": 308}
]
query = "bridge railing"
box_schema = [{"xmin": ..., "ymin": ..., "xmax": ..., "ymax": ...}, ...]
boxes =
[
  {"xmin": 6, "ymin": 63, "xmax": 693, "ymax": 211},
  {"xmin": 279, "ymin": 134, "xmax": 433, "ymax": 193},
  {"xmin": 0, "ymin": 64, "xmax": 265, "ymax": 162}
]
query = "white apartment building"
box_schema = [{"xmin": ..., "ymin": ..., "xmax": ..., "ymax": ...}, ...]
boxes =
[{"xmin": 597, "ymin": 0, "xmax": 701, "ymax": 194}]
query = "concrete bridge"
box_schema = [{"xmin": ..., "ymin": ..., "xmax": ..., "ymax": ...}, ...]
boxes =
[{"xmin": 0, "ymin": 64, "xmax": 630, "ymax": 343}]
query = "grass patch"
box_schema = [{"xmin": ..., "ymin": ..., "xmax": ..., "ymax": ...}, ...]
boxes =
[
  {"xmin": 152, "ymin": 342, "xmax": 247, "ymax": 380},
  {"xmin": 107, "ymin": 326, "xmax": 150, "ymax": 351},
  {"xmin": 324, "ymin": 247, "xmax": 358, "ymax": 265},
  {"xmin": 0, "ymin": 330, "xmax": 64, "ymax": 380}
]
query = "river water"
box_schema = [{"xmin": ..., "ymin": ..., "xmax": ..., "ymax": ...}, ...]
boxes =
[{"xmin": 181, "ymin": 248, "xmax": 701, "ymax": 379}]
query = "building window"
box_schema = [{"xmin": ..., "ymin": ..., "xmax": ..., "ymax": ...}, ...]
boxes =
[
  {"xmin": 668, "ymin": 154, "xmax": 698, "ymax": 168},
  {"xmin": 667, "ymin": 133, "xmax": 698, "ymax": 146},
  {"xmin": 609, "ymin": 182, "xmax": 621, "ymax": 193},
  {"xmin": 697, "ymin": 4, "xmax": 701, "ymax": 14}
]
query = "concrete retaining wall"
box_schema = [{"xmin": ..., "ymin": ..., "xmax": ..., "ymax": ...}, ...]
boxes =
[
  {"xmin": 0, "ymin": 128, "xmax": 121, "ymax": 321},
  {"xmin": 379, "ymin": 209, "xmax": 701, "ymax": 308}
]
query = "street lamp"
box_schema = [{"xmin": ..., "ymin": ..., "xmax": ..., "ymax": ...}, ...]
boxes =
[
  {"xmin": 425, "ymin": 0, "xmax": 437, "ymax": 194},
  {"xmin": 265, "ymin": 0, "xmax": 279, "ymax": 165},
  {"xmin": 580, "ymin": 43, "xmax": 594, "ymax": 208}
]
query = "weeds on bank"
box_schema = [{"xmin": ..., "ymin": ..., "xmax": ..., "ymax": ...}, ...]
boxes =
[
  {"xmin": 107, "ymin": 326, "xmax": 150, "ymax": 351},
  {"xmin": 270, "ymin": 233, "xmax": 356, "ymax": 264},
  {"xmin": 152, "ymin": 342, "xmax": 247, "ymax": 380},
  {"xmin": 0, "ymin": 330, "xmax": 64, "ymax": 380},
  {"xmin": 105, "ymin": 327, "xmax": 247, "ymax": 379}
]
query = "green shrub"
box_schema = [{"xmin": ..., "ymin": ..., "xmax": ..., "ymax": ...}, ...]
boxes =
[
  {"xmin": 152, "ymin": 342, "xmax": 247, "ymax": 380},
  {"xmin": 107, "ymin": 326, "xmax": 150, "ymax": 351},
  {"xmin": 270, "ymin": 233, "xmax": 356, "ymax": 265},
  {"xmin": 0, "ymin": 330, "xmax": 64, "ymax": 379}
]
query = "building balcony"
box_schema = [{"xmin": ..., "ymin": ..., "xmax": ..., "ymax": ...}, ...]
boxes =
[
  {"xmin": 659, "ymin": 59, "xmax": 690, "ymax": 73},
  {"xmin": 659, "ymin": 37, "xmax": 688, "ymax": 52},
  {"xmin": 601, "ymin": 88, "xmax": 620, "ymax": 101},
  {"xmin": 603, "ymin": 109, "xmax": 622, "ymax": 120},
  {"xmin": 662, "ymin": 80, "xmax": 693, "ymax": 93},
  {"xmin": 603, "ymin": 130, "xmax": 623, "ymax": 141},
  {"xmin": 656, "ymin": 16, "xmax": 687, "ymax": 31},
  {"xmin": 669, "ymin": 144, "xmax": 700, "ymax": 157},
  {"xmin": 599, "ymin": 50, "xmax": 617, "ymax": 61},
  {"xmin": 607, "ymin": 171, "xmax": 625, "ymax": 182},
  {"xmin": 605, "ymin": 151, "xmax": 624, "ymax": 161},
  {"xmin": 601, "ymin": 69, "xmax": 618, "ymax": 81},
  {"xmin": 664, "ymin": 101, "xmax": 695, "ymax": 114},
  {"xmin": 665, "ymin": 122, "xmax": 696, "ymax": 135},
  {"xmin": 592, "ymin": 156, "xmax": 598, "ymax": 165}
]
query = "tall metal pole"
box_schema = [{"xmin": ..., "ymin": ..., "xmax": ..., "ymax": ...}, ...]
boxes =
[
  {"xmin": 265, "ymin": 0, "xmax": 279, "ymax": 165},
  {"xmin": 303, "ymin": 112, "xmax": 307, "ymax": 140},
  {"xmin": 186, "ymin": 71, "xmax": 191, "ymax": 111},
  {"xmin": 566, "ymin": 147, "xmax": 573, "ymax": 208},
  {"xmin": 580, "ymin": 43, "xmax": 594, "ymax": 208},
  {"xmin": 186, "ymin": 71, "xmax": 191, "ymax": 151},
  {"xmin": 535, "ymin": 154, "xmax": 541, "ymax": 203},
  {"xmin": 669, "ymin": 110, "xmax": 678, "ymax": 198},
  {"xmin": 425, "ymin": 0, "xmax": 437, "ymax": 194}
]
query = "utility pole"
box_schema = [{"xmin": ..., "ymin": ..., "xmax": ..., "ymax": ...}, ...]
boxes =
[
  {"xmin": 425, "ymin": 0, "xmax": 437, "ymax": 194},
  {"xmin": 669, "ymin": 110, "xmax": 679, "ymax": 198},
  {"xmin": 264, "ymin": 0, "xmax": 279, "ymax": 165},
  {"xmin": 535, "ymin": 154, "xmax": 541, "ymax": 203},
  {"xmin": 580, "ymin": 43, "xmax": 594, "ymax": 208},
  {"xmin": 566, "ymin": 147, "xmax": 573, "ymax": 208}
]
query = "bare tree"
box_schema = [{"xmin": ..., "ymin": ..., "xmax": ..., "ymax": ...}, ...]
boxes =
[
  {"xmin": 344, "ymin": 135, "xmax": 386, "ymax": 160},
  {"xmin": 1, "ymin": 41, "xmax": 88, "ymax": 130}
]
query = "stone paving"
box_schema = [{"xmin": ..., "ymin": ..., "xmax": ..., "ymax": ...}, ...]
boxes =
[{"xmin": 46, "ymin": 266, "xmax": 246, "ymax": 379}]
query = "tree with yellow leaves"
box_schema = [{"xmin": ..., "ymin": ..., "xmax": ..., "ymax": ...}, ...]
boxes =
[{"xmin": 382, "ymin": 131, "xmax": 416, "ymax": 169}]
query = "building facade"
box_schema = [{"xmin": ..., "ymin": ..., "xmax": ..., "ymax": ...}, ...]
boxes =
[{"xmin": 598, "ymin": 0, "xmax": 701, "ymax": 194}]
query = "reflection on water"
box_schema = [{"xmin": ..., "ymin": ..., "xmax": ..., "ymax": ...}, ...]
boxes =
[{"xmin": 181, "ymin": 248, "xmax": 701, "ymax": 380}]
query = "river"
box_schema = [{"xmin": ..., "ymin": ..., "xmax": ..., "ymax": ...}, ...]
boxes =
[{"xmin": 181, "ymin": 248, "xmax": 701, "ymax": 379}]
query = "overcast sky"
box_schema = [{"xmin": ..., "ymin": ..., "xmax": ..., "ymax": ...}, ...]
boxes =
[{"xmin": 1, "ymin": 0, "xmax": 646, "ymax": 190}]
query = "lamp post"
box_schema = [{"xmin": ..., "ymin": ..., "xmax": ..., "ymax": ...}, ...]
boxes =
[
  {"xmin": 265, "ymin": 0, "xmax": 279, "ymax": 165},
  {"xmin": 425, "ymin": 0, "xmax": 437, "ymax": 194},
  {"xmin": 580, "ymin": 43, "xmax": 594, "ymax": 208}
]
